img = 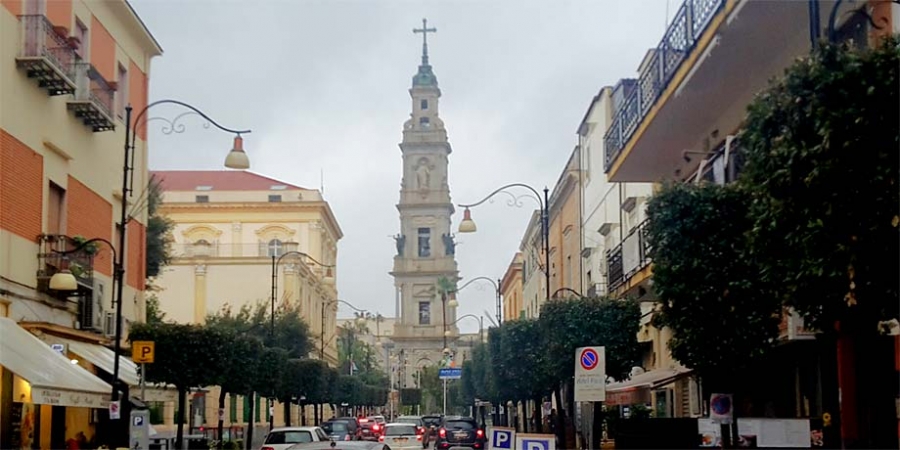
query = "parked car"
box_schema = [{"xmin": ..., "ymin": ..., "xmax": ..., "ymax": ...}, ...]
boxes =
[
  {"xmin": 322, "ymin": 421, "xmax": 354, "ymax": 441},
  {"xmin": 378, "ymin": 423, "xmax": 423, "ymax": 450},
  {"xmin": 286, "ymin": 441, "xmax": 388, "ymax": 450},
  {"xmin": 260, "ymin": 426, "xmax": 329, "ymax": 450},
  {"xmin": 434, "ymin": 416, "xmax": 486, "ymax": 450}
]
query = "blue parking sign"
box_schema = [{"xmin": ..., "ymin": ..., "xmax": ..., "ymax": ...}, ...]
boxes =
[
  {"xmin": 515, "ymin": 433, "xmax": 556, "ymax": 450},
  {"xmin": 489, "ymin": 427, "xmax": 515, "ymax": 450}
]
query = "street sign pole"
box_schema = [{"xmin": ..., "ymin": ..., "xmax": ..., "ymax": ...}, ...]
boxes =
[
  {"xmin": 442, "ymin": 378, "xmax": 447, "ymax": 416},
  {"xmin": 140, "ymin": 362, "xmax": 146, "ymax": 402}
]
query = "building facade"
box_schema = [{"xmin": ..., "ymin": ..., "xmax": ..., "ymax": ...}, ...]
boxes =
[
  {"xmin": 602, "ymin": 0, "xmax": 898, "ymax": 445},
  {"xmin": 499, "ymin": 253, "xmax": 523, "ymax": 321},
  {"xmin": 0, "ymin": 0, "xmax": 160, "ymax": 446},
  {"xmin": 547, "ymin": 147, "xmax": 581, "ymax": 302},
  {"xmin": 518, "ymin": 211, "xmax": 543, "ymax": 319},
  {"xmin": 151, "ymin": 170, "xmax": 342, "ymax": 435},
  {"xmin": 388, "ymin": 27, "xmax": 461, "ymax": 388}
]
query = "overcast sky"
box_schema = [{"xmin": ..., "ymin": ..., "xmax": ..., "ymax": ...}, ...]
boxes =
[{"xmin": 132, "ymin": 0, "xmax": 671, "ymax": 333}]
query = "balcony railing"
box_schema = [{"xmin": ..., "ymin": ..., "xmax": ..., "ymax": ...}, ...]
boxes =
[
  {"xmin": 15, "ymin": 15, "xmax": 77, "ymax": 96},
  {"xmin": 606, "ymin": 220, "xmax": 652, "ymax": 293},
  {"xmin": 604, "ymin": 0, "xmax": 726, "ymax": 172},
  {"xmin": 36, "ymin": 234, "xmax": 95, "ymax": 294},
  {"xmin": 68, "ymin": 62, "xmax": 115, "ymax": 132},
  {"xmin": 173, "ymin": 242, "xmax": 308, "ymax": 259}
]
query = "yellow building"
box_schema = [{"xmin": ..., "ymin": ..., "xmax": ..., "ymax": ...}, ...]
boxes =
[
  {"xmin": 547, "ymin": 147, "xmax": 581, "ymax": 301},
  {"xmin": 1, "ymin": 0, "xmax": 161, "ymax": 446},
  {"xmin": 151, "ymin": 170, "xmax": 342, "ymax": 436},
  {"xmin": 499, "ymin": 253, "xmax": 523, "ymax": 321}
]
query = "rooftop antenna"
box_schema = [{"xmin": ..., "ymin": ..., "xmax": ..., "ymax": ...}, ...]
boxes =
[{"xmin": 320, "ymin": 168, "xmax": 325, "ymax": 195}]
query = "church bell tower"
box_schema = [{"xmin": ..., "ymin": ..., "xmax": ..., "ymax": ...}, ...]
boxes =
[{"xmin": 389, "ymin": 19, "xmax": 460, "ymax": 377}]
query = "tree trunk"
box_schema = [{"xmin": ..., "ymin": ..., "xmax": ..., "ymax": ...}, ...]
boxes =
[
  {"xmin": 284, "ymin": 401, "xmax": 291, "ymax": 427},
  {"xmin": 591, "ymin": 401, "xmax": 602, "ymax": 450},
  {"xmin": 217, "ymin": 389, "xmax": 227, "ymax": 450},
  {"xmin": 176, "ymin": 387, "xmax": 187, "ymax": 450},
  {"xmin": 245, "ymin": 392, "xmax": 255, "ymax": 450},
  {"xmin": 553, "ymin": 386, "xmax": 566, "ymax": 446}
]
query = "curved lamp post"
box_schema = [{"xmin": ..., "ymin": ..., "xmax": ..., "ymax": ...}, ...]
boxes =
[
  {"xmin": 455, "ymin": 276, "xmax": 502, "ymax": 325},
  {"xmin": 458, "ymin": 183, "xmax": 550, "ymax": 306},
  {"xmin": 270, "ymin": 250, "xmax": 334, "ymax": 430},
  {"xmin": 105, "ymin": 100, "xmax": 250, "ymax": 414},
  {"xmin": 446, "ymin": 313, "xmax": 485, "ymax": 343},
  {"xmin": 551, "ymin": 287, "xmax": 583, "ymax": 299},
  {"xmin": 49, "ymin": 237, "xmax": 118, "ymax": 291}
]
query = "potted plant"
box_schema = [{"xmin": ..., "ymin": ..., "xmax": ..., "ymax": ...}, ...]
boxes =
[{"xmin": 71, "ymin": 235, "xmax": 99, "ymax": 255}]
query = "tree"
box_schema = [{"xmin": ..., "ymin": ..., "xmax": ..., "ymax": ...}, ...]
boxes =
[
  {"xmin": 145, "ymin": 174, "xmax": 173, "ymax": 281},
  {"xmin": 739, "ymin": 37, "xmax": 899, "ymax": 448},
  {"xmin": 209, "ymin": 300, "xmax": 314, "ymax": 359},
  {"xmin": 539, "ymin": 296, "xmax": 641, "ymax": 444},
  {"xmin": 645, "ymin": 182, "xmax": 781, "ymax": 388},
  {"xmin": 145, "ymin": 293, "xmax": 167, "ymax": 324},
  {"xmin": 129, "ymin": 323, "xmax": 228, "ymax": 449}
]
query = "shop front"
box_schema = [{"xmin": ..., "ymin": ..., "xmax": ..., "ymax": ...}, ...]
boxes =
[{"xmin": 0, "ymin": 318, "xmax": 112, "ymax": 449}]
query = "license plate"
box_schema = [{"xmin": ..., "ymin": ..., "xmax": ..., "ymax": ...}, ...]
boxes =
[
  {"xmin": 393, "ymin": 437, "xmax": 409, "ymax": 443},
  {"xmin": 453, "ymin": 431, "xmax": 468, "ymax": 439}
]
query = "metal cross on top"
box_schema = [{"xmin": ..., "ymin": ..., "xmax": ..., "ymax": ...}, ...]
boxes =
[{"xmin": 413, "ymin": 18, "xmax": 436, "ymax": 64}]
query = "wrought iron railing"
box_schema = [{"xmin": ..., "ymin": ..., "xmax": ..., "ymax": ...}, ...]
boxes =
[
  {"xmin": 604, "ymin": 0, "xmax": 726, "ymax": 172},
  {"xmin": 17, "ymin": 15, "xmax": 76, "ymax": 82},
  {"xmin": 606, "ymin": 219, "xmax": 652, "ymax": 293},
  {"xmin": 173, "ymin": 242, "xmax": 305, "ymax": 259},
  {"xmin": 72, "ymin": 62, "xmax": 115, "ymax": 119},
  {"xmin": 37, "ymin": 234, "xmax": 95, "ymax": 290}
]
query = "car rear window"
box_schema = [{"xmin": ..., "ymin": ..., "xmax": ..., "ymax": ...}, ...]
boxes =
[
  {"xmin": 323, "ymin": 422, "xmax": 348, "ymax": 433},
  {"xmin": 264, "ymin": 430, "xmax": 313, "ymax": 444},
  {"xmin": 423, "ymin": 417, "xmax": 441, "ymax": 427},
  {"xmin": 398, "ymin": 418, "xmax": 422, "ymax": 426},
  {"xmin": 444, "ymin": 420, "xmax": 476, "ymax": 431},
  {"xmin": 385, "ymin": 425, "xmax": 418, "ymax": 436}
]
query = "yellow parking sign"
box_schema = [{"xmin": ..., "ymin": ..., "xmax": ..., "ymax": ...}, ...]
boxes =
[{"xmin": 132, "ymin": 341, "xmax": 155, "ymax": 363}]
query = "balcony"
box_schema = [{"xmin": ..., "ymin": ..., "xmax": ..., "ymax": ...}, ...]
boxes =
[
  {"xmin": 36, "ymin": 234, "xmax": 95, "ymax": 295},
  {"xmin": 15, "ymin": 15, "xmax": 77, "ymax": 96},
  {"xmin": 606, "ymin": 219, "xmax": 652, "ymax": 294},
  {"xmin": 604, "ymin": 0, "xmax": 812, "ymax": 182},
  {"xmin": 67, "ymin": 62, "xmax": 115, "ymax": 132}
]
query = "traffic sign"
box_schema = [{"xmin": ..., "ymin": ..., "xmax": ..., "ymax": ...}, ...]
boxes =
[
  {"xmin": 574, "ymin": 346, "xmax": 606, "ymax": 402},
  {"xmin": 489, "ymin": 427, "xmax": 515, "ymax": 450},
  {"xmin": 515, "ymin": 433, "xmax": 555, "ymax": 450},
  {"xmin": 132, "ymin": 341, "xmax": 155, "ymax": 364},
  {"xmin": 710, "ymin": 393, "xmax": 733, "ymax": 424},
  {"xmin": 439, "ymin": 367, "xmax": 462, "ymax": 379},
  {"xmin": 50, "ymin": 343, "xmax": 66, "ymax": 355},
  {"xmin": 109, "ymin": 400, "xmax": 121, "ymax": 420}
]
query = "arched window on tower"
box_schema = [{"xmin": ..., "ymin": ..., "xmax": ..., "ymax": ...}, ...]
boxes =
[
  {"xmin": 267, "ymin": 238, "xmax": 284, "ymax": 257},
  {"xmin": 419, "ymin": 117, "xmax": 430, "ymax": 129},
  {"xmin": 421, "ymin": 99, "xmax": 428, "ymax": 110}
]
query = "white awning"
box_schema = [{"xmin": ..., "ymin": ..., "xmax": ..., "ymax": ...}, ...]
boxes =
[
  {"xmin": 42, "ymin": 336, "xmax": 178, "ymax": 403},
  {"xmin": 0, "ymin": 317, "xmax": 111, "ymax": 408},
  {"xmin": 606, "ymin": 366, "xmax": 692, "ymax": 393}
]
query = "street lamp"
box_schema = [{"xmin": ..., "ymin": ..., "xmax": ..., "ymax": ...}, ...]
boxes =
[
  {"xmin": 50, "ymin": 237, "xmax": 118, "ymax": 292},
  {"xmin": 551, "ymin": 287, "xmax": 583, "ymax": 299},
  {"xmin": 458, "ymin": 183, "xmax": 551, "ymax": 307},
  {"xmin": 447, "ymin": 314, "xmax": 485, "ymax": 343},
  {"xmin": 455, "ymin": 277, "xmax": 502, "ymax": 325},
  {"xmin": 323, "ymin": 299, "xmax": 369, "ymax": 360},
  {"xmin": 270, "ymin": 250, "xmax": 334, "ymax": 431},
  {"xmin": 112, "ymin": 100, "xmax": 251, "ymax": 412}
]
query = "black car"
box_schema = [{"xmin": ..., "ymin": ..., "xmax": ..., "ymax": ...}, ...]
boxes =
[
  {"xmin": 322, "ymin": 421, "xmax": 354, "ymax": 442},
  {"xmin": 434, "ymin": 416, "xmax": 486, "ymax": 450}
]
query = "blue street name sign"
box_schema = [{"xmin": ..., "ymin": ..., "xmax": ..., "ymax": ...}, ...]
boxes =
[{"xmin": 438, "ymin": 367, "xmax": 462, "ymax": 379}]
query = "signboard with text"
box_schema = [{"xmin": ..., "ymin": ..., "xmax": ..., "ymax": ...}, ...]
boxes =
[
  {"xmin": 574, "ymin": 346, "xmax": 605, "ymax": 402},
  {"xmin": 439, "ymin": 367, "xmax": 462, "ymax": 379}
]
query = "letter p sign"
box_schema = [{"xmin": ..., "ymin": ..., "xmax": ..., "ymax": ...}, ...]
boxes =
[
  {"xmin": 515, "ymin": 434, "xmax": 555, "ymax": 450},
  {"xmin": 488, "ymin": 427, "xmax": 515, "ymax": 450},
  {"xmin": 132, "ymin": 341, "xmax": 155, "ymax": 364}
]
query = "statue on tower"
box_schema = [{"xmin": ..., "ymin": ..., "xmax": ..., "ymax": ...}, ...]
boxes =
[
  {"xmin": 416, "ymin": 163, "xmax": 431, "ymax": 189},
  {"xmin": 395, "ymin": 234, "xmax": 406, "ymax": 256},
  {"xmin": 442, "ymin": 233, "xmax": 456, "ymax": 255}
]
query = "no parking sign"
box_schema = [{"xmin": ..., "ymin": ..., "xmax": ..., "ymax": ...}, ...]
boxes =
[{"xmin": 489, "ymin": 426, "xmax": 515, "ymax": 450}]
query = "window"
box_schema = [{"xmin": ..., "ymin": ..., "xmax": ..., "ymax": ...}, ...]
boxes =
[
  {"xmin": 418, "ymin": 302, "xmax": 431, "ymax": 325},
  {"xmin": 47, "ymin": 182, "xmax": 65, "ymax": 235},
  {"xmin": 117, "ymin": 63, "xmax": 128, "ymax": 119},
  {"xmin": 417, "ymin": 227, "xmax": 431, "ymax": 257},
  {"xmin": 385, "ymin": 425, "xmax": 418, "ymax": 436},
  {"xmin": 242, "ymin": 396, "xmax": 250, "ymax": 422},
  {"xmin": 268, "ymin": 195, "xmax": 282, "ymax": 202},
  {"xmin": 267, "ymin": 239, "xmax": 284, "ymax": 257},
  {"xmin": 229, "ymin": 395, "xmax": 237, "ymax": 423},
  {"xmin": 419, "ymin": 117, "xmax": 430, "ymax": 127},
  {"xmin": 255, "ymin": 396, "xmax": 261, "ymax": 423},
  {"xmin": 74, "ymin": 19, "xmax": 88, "ymax": 59},
  {"xmin": 195, "ymin": 195, "xmax": 209, "ymax": 203},
  {"xmin": 420, "ymin": 99, "xmax": 428, "ymax": 110}
]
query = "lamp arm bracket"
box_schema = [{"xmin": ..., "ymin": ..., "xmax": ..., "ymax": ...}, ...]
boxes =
[{"xmin": 458, "ymin": 183, "xmax": 544, "ymax": 210}]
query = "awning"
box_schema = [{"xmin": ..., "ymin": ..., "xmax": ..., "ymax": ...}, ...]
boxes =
[
  {"xmin": 42, "ymin": 336, "xmax": 178, "ymax": 403},
  {"xmin": 0, "ymin": 317, "xmax": 111, "ymax": 408},
  {"xmin": 605, "ymin": 366, "xmax": 692, "ymax": 406}
]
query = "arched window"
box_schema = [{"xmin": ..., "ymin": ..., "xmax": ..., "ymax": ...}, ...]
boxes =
[
  {"xmin": 195, "ymin": 239, "xmax": 211, "ymax": 246},
  {"xmin": 267, "ymin": 239, "xmax": 284, "ymax": 257}
]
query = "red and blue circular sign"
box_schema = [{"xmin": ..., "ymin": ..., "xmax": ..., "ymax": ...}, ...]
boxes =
[{"xmin": 580, "ymin": 348, "xmax": 599, "ymax": 370}]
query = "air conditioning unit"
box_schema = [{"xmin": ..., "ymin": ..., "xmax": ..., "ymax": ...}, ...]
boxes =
[{"xmin": 104, "ymin": 311, "xmax": 117, "ymax": 337}]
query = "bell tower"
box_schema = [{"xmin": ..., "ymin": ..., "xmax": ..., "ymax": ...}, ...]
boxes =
[{"xmin": 389, "ymin": 19, "xmax": 460, "ymax": 382}]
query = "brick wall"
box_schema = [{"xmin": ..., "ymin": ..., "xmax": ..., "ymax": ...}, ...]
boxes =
[
  {"xmin": 0, "ymin": 130, "xmax": 43, "ymax": 241},
  {"xmin": 126, "ymin": 220, "xmax": 145, "ymax": 289},
  {"xmin": 66, "ymin": 176, "xmax": 113, "ymax": 276}
]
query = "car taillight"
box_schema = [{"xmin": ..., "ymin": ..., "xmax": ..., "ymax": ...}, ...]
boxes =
[
  {"xmin": 261, "ymin": 447, "xmax": 275, "ymax": 450},
  {"xmin": 418, "ymin": 427, "xmax": 425, "ymax": 435},
  {"xmin": 378, "ymin": 436, "xmax": 384, "ymax": 442},
  {"xmin": 439, "ymin": 428, "xmax": 447, "ymax": 438},
  {"xmin": 417, "ymin": 435, "xmax": 423, "ymax": 441},
  {"xmin": 372, "ymin": 424, "xmax": 380, "ymax": 432},
  {"xmin": 344, "ymin": 435, "xmax": 351, "ymax": 441},
  {"xmin": 476, "ymin": 429, "xmax": 484, "ymax": 438}
]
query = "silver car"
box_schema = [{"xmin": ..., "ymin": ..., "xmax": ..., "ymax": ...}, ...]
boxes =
[{"xmin": 378, "ymin": 423, "xmax": 422, "ymax": 450}]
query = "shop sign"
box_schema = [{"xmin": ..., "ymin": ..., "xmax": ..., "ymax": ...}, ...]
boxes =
[
  {"xmin": 605, "ymin": 388, "xmax": 650, "ymax": 406},
  {"xmin": 31, "ymin": 388, "xmax": 110, "ymax": 408}
]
